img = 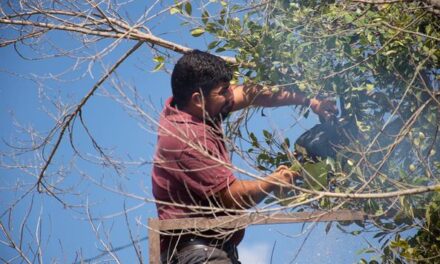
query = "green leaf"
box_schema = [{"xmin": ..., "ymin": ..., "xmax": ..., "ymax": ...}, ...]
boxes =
[
  {"xmin": 152, "ymin": 62, "xmax": 164, "ymax": 72},
  {"xmin": 153, "ymin": 56, "xmax": 164, "ymax": 63},
  {"xmin": 359, "ymin": 258, "xmax": 368, "ymax": 264},
  {"xmin": 208, "ymin": 41, "xmax": 220, "ymax": 49},
  {"xmin": 383, "ymin": 50, "xmax": 397, "ymax": 56},
  {"xmin": 170, "ymin": 7, "xmax": 180, "ymax": 15},
  {"xmin": 184, "ymin": 2, "xmax": 192, "ymax": 15},
  {"xmin": 190, "ymin": 28, "xmax": 205, "ymax": 37},
  {"xmin": 257, "ymin": 153, "xmax": 270, "ymax": 163},
  {"xmin": 367, "ymin": 32, "xmax": 374, "ymax": 43},
  {"xmin": 202, "ymin": 10, "xmax": 210, "ymax": 24},
  {"xmin": 262, "ymin": 130, "xmax": 271, "ymax": 140},
  {"xmin": 298, "ymin": 82, "xmax": 307, "ymax": 91},
  {"xmin": 289, "ymin": 160, "xmax": 302, "ymax": 173},
  {"xmin": 283, "ymin": 138, "xmax": 290, "ymax": 148},
  {"xmin": 373, "ymin": 232, "xmax": 389, "ymax": 239},
  {"xmin": 249, "ymin": 132, "xmax": 259, "ymax": 148},
  {"xmin": 425, "ymin": 24, "xmax": 432, "ymax": 34},
  {"xmin": 302, "ymin": 161, "xmax": 328, "ymax": 190},
  {"xmin": 356, "ymin": 120, "xmax": 371, "ymax": 132},
  {"xmin": 350, "ymin": 230, "xmax": 362, "ymax": 236},
  {"xmin": 390, "ymin": 239, "xmax": 409, "ymax": 249}
]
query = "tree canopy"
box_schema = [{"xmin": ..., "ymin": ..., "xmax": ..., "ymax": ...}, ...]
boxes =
[{"xmin": 191, "ymin": 1, "xmax": 439, "ymax": 262}]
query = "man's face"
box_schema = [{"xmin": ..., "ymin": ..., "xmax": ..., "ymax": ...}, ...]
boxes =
[{"xmin": 203, "ymin": 81, "xmax": 234, "ymax": 122}]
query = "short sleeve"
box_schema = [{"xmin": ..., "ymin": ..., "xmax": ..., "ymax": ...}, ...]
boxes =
[{"xmin": 176, "ymin": 139, "xmax": 236, "ymax": 198}]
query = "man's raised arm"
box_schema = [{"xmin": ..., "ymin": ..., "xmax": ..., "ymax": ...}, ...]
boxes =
[{"xmin": 230, "ymin": 83, "xmax": 338, "ymax": 120}]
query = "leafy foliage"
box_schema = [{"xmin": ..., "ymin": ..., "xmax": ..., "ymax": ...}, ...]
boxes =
[{"xmin": 190, "ymin": 0, "xmax": 440, "ymax": 262}]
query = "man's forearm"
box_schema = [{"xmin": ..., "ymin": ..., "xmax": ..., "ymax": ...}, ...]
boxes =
[
  {"xmin": 216, "ymin": 173, "xmax": 289, "ymax": 209},
  {"xmin": 231, "ymin": 83, "xmax": 310, "ymax": 111},
  {"xmin": 251, "ymin": 86, "xmax": 309, "ymax": 108},
  {"xmin": 232, "ymin": 83, "xmax": 337, "ymax": 120},
  {"xmin": 217, "ymin": 179, "xmax": 272, "ymax": 209}
]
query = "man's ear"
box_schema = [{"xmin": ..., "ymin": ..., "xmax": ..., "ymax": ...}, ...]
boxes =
[{"xmin": 191, "ymin": 92, "xmax": 204, "ymax": 109}]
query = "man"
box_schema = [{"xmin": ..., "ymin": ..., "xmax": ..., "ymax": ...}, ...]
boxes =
[{"xmin": 152, "ymin": 50, "xmax": 336, "ymax": 263}]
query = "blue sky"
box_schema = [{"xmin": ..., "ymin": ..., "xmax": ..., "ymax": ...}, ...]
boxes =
[{"xmin": 0, "ymin": 1, "xmax": 378, "ymax": 263}]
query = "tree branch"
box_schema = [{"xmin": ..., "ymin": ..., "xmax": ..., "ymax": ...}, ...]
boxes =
[
  {"xmin": 0, "ymin": 18, "xmax": 243, "ymax": 65},
  {"xmin": 290, "ymin": 183, "xmax": 440, "ymax": 199}
]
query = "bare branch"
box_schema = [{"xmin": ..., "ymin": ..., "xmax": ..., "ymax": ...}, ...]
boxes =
[{"xmin": 0, "ymin": 17, "xmax": 243, "ymax": 65}]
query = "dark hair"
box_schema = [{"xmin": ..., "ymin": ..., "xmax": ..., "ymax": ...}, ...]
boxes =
[{"xmin": 171, "ymin": 50, "xmax": 233, "ymax": 108}]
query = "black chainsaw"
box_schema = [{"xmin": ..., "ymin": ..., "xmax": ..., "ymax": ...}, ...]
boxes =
[
  {"xmin": 295, "ymin": 115, "xmax": 358, "ymax": 161},
  {"xmin": 292, "ymin": 97, "xmax": 358, "ymax": 191}
]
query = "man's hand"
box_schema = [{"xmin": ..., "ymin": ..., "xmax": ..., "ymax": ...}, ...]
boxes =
[
  {"xmin": 310, "ymin": 98, "xmax": 338, "ymax": 121},
  {"xmin": 271, "ymin": 165, "xmax": 300, "ymax": 199},
  {"xmin": 271, "ymin": 165, "xmax": 300, "ymax": 188}
]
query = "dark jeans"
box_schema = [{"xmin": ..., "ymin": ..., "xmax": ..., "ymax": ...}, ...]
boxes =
[{"xmin": 161, "ymin": 239, "xmax": 241, "ymax": 264}]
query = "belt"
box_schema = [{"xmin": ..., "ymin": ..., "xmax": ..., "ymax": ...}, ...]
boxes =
[
  {"xmin": 177, "ymin": 237, "xmax": 235, "ymax": 251},
  {"xmin": 162, "ymin": 237, "xmax": 239, "ymax": 263}
]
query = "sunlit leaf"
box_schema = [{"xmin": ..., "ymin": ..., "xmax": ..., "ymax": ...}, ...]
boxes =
[{"xmin": 190, "ymin": 28, "xmax": 205, "ymax": 37}]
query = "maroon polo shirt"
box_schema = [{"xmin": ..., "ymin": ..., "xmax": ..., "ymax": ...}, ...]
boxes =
[{"xmin": 152, "ymin": 97, "xmax": 244, "ymax": 251}]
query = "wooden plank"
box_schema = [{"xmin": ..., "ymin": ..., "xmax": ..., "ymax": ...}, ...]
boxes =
[
  {"xmin": 149, "ymin": 210, "xmax": 367, "ymax": 263},
  {"xmin": 148, "ymin": 218, "xmax": 161, "ymax": 264},
  {"xmin": 157, "ymin": 210, "xmax": 366, "ymax": 231}
]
